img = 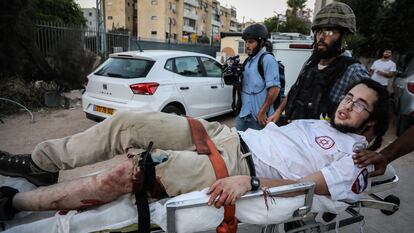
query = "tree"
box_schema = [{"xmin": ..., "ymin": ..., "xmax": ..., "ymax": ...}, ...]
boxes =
[
  {"xmin": 0, "ymin": 0, "xmax": 86, "ymax": 83},
  {"xmin": 287, "ymin": 0, "xmax": 307, "ymax": 16},
  {"xmin": 339, "ymin": 0, "xmax": 414, "ymax": 60}
]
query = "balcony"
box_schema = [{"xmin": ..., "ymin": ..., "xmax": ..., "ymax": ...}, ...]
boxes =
[
  {"xmin": 230, "ymin": 26, "xmax": 238, "ymax": 32},
  {"xmin": 231, "ymin": 16, "xmax": 237, "ymax": 22},
  {"xmin": 183, "ymin": 25, "xmax": 196, "ymax": 33},
  {"xmin": 184, "ymin": 0, "xmax": 199, "ymax": 8},
  {"xmin": 212, "ymin": 19, "xmax": 221, "ymax": 27},
  {"xmin": 184, "ymin": 10, "xmax": 197, "ymax": 20}
]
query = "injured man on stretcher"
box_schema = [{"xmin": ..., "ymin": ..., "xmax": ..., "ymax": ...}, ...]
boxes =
[{"xmin": 0, "ymin": 79, "xmax": 390, "ymax": 220}]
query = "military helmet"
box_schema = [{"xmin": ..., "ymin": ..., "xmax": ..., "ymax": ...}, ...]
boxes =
[
  {"xmin": 242, "ymin": 23, "xmax": 269, "ymax": 40},
  {"xmin": 312, "ymin": 2, "xmax": 356, "ymax": 34}
]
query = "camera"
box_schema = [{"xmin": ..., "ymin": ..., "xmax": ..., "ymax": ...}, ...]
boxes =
[{"xmin": 222, "ymin": 55, "xmax": 244, "ymax": 86}]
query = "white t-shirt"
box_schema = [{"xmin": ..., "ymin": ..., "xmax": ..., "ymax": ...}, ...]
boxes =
[
  {"xmin": 370, "ymin": 59, "xmax": 396, "ymax": 86},
  {"xmin": 239, "ymin": 120, "xmax": 373, "ymax": 202}
]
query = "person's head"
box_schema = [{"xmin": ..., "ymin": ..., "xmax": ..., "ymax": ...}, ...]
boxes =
[
  {"xmin": 382, "ymin": 49, "xmax": 393, "ymax": 59},
  {"xmin": 242, "ymin": 23, "xmax": 269, "ymax": 57},
  {"xmin": 331, "ymin": 79, "xmax": 390, "ymax": 150},
  {"xmin": 311, "ymin": 2, "xmax": 356, "ymax": 60}
]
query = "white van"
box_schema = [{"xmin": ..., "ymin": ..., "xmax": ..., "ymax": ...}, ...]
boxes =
[{"xmin": 272, "ymin": 40, "xmax": 313, "ymax": 94}]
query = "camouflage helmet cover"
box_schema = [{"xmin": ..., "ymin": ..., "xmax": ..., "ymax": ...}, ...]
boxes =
[{"xmin": 312, "ymin": 2, "xmax": 356, "ymax": 34}]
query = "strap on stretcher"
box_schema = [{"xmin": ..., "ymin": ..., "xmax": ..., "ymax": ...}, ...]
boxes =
[{"xmin": 186, "ymin": 117, "xmax": 237, "ymax": 233}]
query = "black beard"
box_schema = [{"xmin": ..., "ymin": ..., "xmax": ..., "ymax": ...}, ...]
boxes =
[
  {"xmin": 248, "ymin": 45, "xmax": 262, "ymax": 57},
  {"xmin": 313, "ymin": 38, "xmax": 342, "ymax": 59},
  {"xmin": 330, "ymin": 117, "xmax": 369, "ymax": 134},
  {"xmin": 248, "ymin": 39, "xmax": 264, "ymax": 57}
]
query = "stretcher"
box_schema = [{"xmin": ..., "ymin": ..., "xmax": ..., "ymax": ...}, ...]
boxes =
[{"xmin": 1, "ymin": 165, "xmax": 399, "ymax": 233}]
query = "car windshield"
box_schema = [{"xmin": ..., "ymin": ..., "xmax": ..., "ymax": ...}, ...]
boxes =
[{"xmin": 94, "ymin": 57, "xmax": 155, "ymax": 79}]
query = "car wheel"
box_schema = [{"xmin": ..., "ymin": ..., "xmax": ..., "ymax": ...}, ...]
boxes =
[{"xmin": 161, "ymin": 105, "xmax": 183, "ymax": 115}]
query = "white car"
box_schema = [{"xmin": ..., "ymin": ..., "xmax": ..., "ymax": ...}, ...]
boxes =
[{"xmin": 82, "ymin": 50, "xmax": 233, "ymax": 121}]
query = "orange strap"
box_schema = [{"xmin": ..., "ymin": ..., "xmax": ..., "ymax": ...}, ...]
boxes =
[{"xmin": 186, "ymin": 117, "xmax": 237, "ymax": 233}]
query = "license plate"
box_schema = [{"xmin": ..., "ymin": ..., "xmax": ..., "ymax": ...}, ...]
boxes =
[{"xmin": 94, "ymin": 105, "xmax": 115, "ymax": 115}]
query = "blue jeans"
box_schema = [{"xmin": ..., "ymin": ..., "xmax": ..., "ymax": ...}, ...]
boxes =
[{"xmin": 235, "ymin": 114, "xmax": 264, "ymax": 131}]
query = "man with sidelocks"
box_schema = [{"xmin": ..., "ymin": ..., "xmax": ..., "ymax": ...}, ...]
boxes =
[{"xmin": 0, "ymin": 79, "xmax": 389, "ymax": 220}]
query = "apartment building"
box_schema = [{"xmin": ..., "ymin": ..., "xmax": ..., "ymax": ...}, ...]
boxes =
[
  {"xmin": 103, "ymin": 0, "xmax": 239, "ymax": 43},
  {"xmin": 82, "ymin": 8, "xmax": 98, "ymax": 30},
  {"xmin": 105, "ymin": 0, "xmax": 137, "ymax": 34}
]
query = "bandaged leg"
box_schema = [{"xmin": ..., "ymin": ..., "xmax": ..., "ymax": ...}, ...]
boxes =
[{"xmin": 12, "ymin": 159, "xmax": 135, "ymax": 211}]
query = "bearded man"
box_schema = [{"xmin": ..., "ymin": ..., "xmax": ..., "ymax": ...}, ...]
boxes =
[{"xmin": 268, "ymin": 2, "xmax": 369, "ymax": 126}]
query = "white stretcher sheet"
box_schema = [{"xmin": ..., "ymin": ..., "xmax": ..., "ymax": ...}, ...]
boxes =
[{"xmin": 2, "ymin": 176, "xmax": 348, "ymax": 233}]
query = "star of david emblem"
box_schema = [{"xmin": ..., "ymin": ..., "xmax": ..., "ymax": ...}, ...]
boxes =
[{"xmin": 315, "ymin": 136, "xmax": 335, "ymax": 150}]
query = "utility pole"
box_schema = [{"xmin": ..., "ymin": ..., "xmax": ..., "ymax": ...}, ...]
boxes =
[
  {"xmin": 168, "ymin": 17, "xmax": 172, "ymax": 46},
  {"xmin": 96, "ymin": 0, "xmax": 107, "ymax": 57}
]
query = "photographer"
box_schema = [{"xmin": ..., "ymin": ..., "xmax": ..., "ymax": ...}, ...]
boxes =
[{"xmin": 236, "ymin": 24, "xmax": 281, "ymax": 131}]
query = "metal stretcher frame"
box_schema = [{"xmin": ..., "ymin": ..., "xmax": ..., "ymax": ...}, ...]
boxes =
[
  {"xmin": 164, "ymin": 182, "xmax": 316, "ymax": 233},
  {"xmin": 150, "ymin": 175, "xmax": 399, "ymax": 233}
]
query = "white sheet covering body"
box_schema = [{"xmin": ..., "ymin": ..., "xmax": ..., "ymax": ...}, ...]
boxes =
[{"xmin": 240, "ymin": 120, "xmax": 373, "ymax": 201}]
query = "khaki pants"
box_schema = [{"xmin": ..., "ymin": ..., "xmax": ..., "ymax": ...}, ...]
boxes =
[{"xmin": 32, "ymin": 111, "xmax": 250, "ymax": 196}]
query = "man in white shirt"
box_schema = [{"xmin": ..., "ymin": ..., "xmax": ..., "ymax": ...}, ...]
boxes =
[
  {"xmin": 370, "ymin": 49, "xmax": 397, "ymax": 91},
  {"xmin": 0, "ymin": 80, "xmax": 389, "ymax": 219}
]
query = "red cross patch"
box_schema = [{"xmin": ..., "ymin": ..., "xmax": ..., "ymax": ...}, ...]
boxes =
[{"xmin": 315, "ymin": 136, "xmax": 335, "ymax": 150}]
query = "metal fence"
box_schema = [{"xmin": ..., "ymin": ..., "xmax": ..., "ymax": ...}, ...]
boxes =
[{"xmin": 34, "ymin": 22, "xmax": 220, "ymax": 59}]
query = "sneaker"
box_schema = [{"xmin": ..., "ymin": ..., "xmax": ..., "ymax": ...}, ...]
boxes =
[
  {"xmin": 0, "ymin": 151, "xmax": 58, "ymax": 186},
  {"xmin": 0, "ymin": 186, "xmax": 19, "ymax": 221}
]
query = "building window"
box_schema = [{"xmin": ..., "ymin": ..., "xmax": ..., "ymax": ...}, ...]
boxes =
[
  {"xmin": 238, "ymin": 41, "xmax": 245, "ymax": 54},
  {"xmin": 151, "ymin": 31, "xmax": 157, "ymax": 35},
  {"xmin": 151, "ymin": 0, "xmax": 158, "ymax": 5},
  {"xmin": 128, "ymin": 16, "xmax": 130, "ymax": 21},
  {"xmin": 89, "ymin": 12, "xmax": 92, "ymax": 16},
  {"xmin": 151, "ymin": 16, "xmax": 157, "ymax": 20},
  {"xmin": 108, "ymin": 16, "xmax": 113, "ymax": 20}
]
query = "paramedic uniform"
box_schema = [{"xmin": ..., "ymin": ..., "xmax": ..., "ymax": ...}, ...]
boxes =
[{"xmin": 240, "ymin": 119, "xmax": 372, "ymax": 202}]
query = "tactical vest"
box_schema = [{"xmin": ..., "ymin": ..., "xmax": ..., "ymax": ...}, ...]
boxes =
[{"xmin": 285, "ymin": 55, "xmax": 359, "ymax": 120}]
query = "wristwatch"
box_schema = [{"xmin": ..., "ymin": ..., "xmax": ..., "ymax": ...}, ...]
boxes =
[{"xmin": 250, "ymin": 176, "xmax": 261, "ymax": 191}]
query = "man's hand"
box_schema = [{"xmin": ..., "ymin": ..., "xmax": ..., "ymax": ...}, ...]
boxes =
[
  {"xmin": 256, "ymin": 110, "xmax": 268, "ymax": 126},
  {"xmin": 353, "ymin": 150, "xmax": 387, "ymax": 177},
  {"xmin": 267, "ymin": 111, "xmax": 281, "ymax": 123},
  {"xmin": 207, "ymin": 176, "xmax": 251, "ymax": 208}
]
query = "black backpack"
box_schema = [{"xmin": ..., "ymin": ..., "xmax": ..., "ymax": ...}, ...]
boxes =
[{"xmin": 242, "ymin": 52, "xmax": 286, "ymax": 108}]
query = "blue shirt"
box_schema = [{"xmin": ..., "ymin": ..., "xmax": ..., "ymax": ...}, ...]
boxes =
[{"xmin": 239, "ymin": 49, "xmax": 281, "ymax": 119}]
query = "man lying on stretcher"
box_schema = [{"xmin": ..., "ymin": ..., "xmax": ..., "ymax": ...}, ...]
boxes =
[{"xmin": 0, "ymin": 79, "xmax": 389, "ymax": 220}]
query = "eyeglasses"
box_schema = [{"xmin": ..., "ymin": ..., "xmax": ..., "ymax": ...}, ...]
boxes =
[
  {"xmin": 315, "ymin": 28, "xmax": 338, "ymax": 37},
  {"xmin": 339, "ymin": 95, "xmax": 372, "ymax": 114}
]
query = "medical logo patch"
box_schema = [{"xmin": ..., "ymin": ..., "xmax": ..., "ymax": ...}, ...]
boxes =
[
  {"xmin": 352, "ymin": 168, "xmax": 369, "ymax": 194},
  {"xmin": 315, "ymin": 136, "xmax": 335, "ymax": 150}
]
